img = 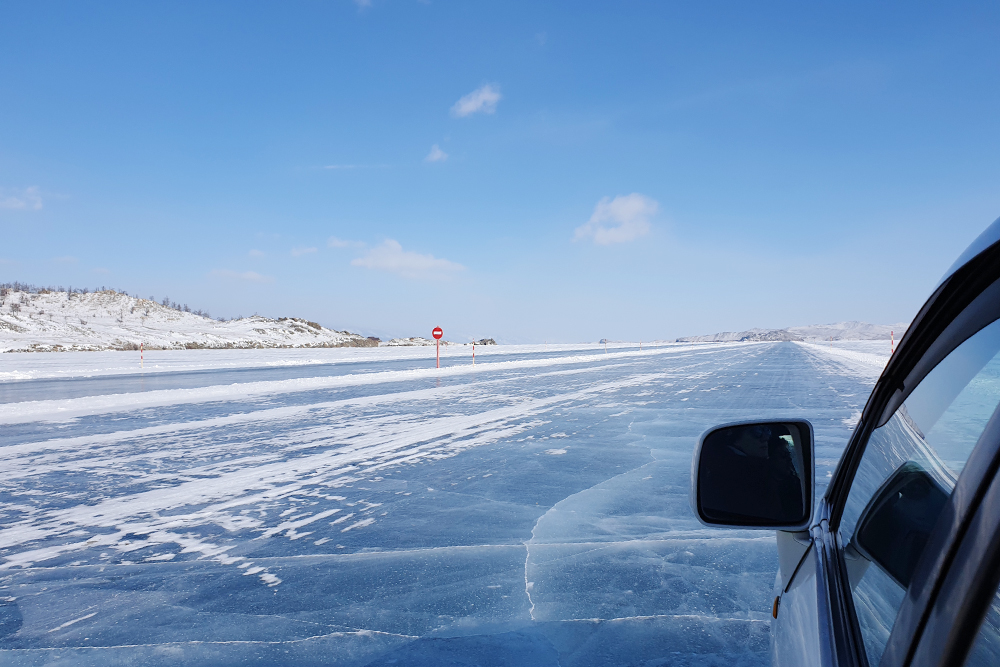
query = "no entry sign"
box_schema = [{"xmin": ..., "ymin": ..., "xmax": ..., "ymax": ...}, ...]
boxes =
[{"xmin": 432, "ymin": 327, "xmax": 443, "ymax": 369}]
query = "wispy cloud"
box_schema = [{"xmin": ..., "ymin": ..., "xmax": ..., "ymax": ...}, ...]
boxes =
[
  {"xmin": 0, "ymin": 186, "xmax": 43, "ymax": 210},
  {"xmin": 248, "ymin": 249, "xmax": 265, "ymax": 258},
  {"xmin": 451, "ymin": 84, "xmax": 501, "ymax": 117},
  {"xmin": 291, "ymin": 246, "xmax": 318, "ymax": 257},
  {"xmin": 574, "ymin": 193, "xmax": 658, "ymax": 245},
  {"xmin": 52, "ymin": 256, "xmax": 78, "ymax": 264},
  {"xmin": 353, "ymin": 0, "xmax": 371, "ymax": 7},
  {"xmin": 328, "ymin": 236, "xmax": 365, "ymax": 249},
  {"xmin": 425, "ymin": 144, "xmax": 448, "ymax": 162},
  {"xmin": 351, "ymin": 239, "xmax": 464, "ymax": 280},
  {"xmin": 212, "ymin": 269, "xmax": 275, "ymax": 284}
]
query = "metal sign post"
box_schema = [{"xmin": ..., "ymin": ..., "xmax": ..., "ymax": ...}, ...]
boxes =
[{"xmin": 432, "ymin": 327, "xmax": 443, "ymax": 368}]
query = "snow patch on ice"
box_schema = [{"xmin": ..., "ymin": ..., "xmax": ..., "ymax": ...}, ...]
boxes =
[{"xmin": 340, "ymin": 518, "xmax": 375, "ymax": 533}]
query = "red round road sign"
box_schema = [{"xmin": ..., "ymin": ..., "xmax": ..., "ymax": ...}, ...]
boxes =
[{"xmin": 432, "ymin": 327, "xmax": 443, "ymax": 340}]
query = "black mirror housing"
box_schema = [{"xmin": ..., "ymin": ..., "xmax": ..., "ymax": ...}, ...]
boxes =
[{"xmin": 692, "ymin": 419, "xmax": 814, "ymax": 530}]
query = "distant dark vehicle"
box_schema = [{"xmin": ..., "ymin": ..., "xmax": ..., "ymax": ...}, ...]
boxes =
[{"xmin": 693, "ymin": 217, "xmax": 1000, "ymax": 666}]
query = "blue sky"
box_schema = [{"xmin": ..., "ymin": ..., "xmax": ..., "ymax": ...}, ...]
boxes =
[{"xmin": 1, "ymin": 2, "xmax": 999, "ymax": 342}]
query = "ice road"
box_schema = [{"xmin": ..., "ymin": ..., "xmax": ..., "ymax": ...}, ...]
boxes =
[{"xmin": 0, "ymin": 341, "xmax": 888, "ymax": 666}]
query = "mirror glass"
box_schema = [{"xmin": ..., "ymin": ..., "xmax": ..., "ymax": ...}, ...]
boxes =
[
  {"xmin": 853, "ymin": 462, "xmax": 948, "ymax": 588},
  {"xmin": 697, "ymin": 421, "xmax": 811, "ymax": 527}
]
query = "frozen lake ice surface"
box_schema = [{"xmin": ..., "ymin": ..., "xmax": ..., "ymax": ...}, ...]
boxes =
[{"xmin": 0, "ymin": 340, "xmax": 888, "ymax": 666}]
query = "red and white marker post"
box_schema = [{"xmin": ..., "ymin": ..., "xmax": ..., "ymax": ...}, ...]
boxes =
[
  {"xmin": 891, "ymin": 330, "xmax": 894, "ymax": 355},
  {"xmin": 140, "ymin": 342, "xmax": 144, "ymax": 369},
  {"xmin": 432, "ymin": 326, "xmax": 443, "ymax": 368}
]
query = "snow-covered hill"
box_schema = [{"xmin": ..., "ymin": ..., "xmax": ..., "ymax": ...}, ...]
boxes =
[
  {"xmin": 677, "ymin": 320, "xmax": 908, "ymax": 343},
  {"xmin": 0, "ymin": 288, "xmax": 378, "ymax": 352}
]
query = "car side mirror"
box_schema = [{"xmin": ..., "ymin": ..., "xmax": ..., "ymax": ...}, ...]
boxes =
[
  {"xmin": 852, "ymin": 461, "xmax": 948, "ymax": 589},
  {"xmin": 692, "ymin": 420, "xmax": 814, "ymax": 530}
]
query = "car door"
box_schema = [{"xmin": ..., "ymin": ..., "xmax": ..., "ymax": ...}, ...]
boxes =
[{"xmin": 774, "ymin": 219, "xmax": 1000, "ymax": 667}]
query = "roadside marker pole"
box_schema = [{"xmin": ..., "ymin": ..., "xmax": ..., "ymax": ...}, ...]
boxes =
[
  {"xmin": 140, "ymin": 342, "xmax": 144, "ymax": 369},
  {"xmin": 891, "ymin": 331, "xmax": 894, "ymax": 355},
  {"xmin": 473, "ymin": 340, "xmax": 476, "ymax": 366}
]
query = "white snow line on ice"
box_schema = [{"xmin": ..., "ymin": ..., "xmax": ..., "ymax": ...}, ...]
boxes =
[
  {"xmin": 46, "ymin": 611, "xmax": 96, "ymax": 633},
  {"xmin": 0, "ymin": 370, "xmax": 572, "ymax": 462},
  {"xmin": 0, "ymin": 382, "xmax": 493, "ymax": 460},
  {"xmin": 339, "ymin": 517, "xmax": 375, "ymax": 533},
  {"xmin": 0, "ymin": 373, "xmax": 659, "ymax": 568},
  {"xmin": 257, "ymin": 508, "xmax": 342, "ymax": 540},
  {"xmin": 0, "ymin": 343, "xmax": 746, "ymax": 424},
  {"xmin": 6, "ymin": 628, "xmax": 421, "ymax": 651}
]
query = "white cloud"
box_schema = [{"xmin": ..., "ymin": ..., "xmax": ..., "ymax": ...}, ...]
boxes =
[
  {"xmin": 248, "ymin": 249, "xmax": 265, "ymax": 258},
  {"xmin": 353, "ymin": 0, "xmax": 371, "ymax": 8},
  {"xmin": 351, "ymin": 239, "xmax": 464, "ymax": 280},
  {"xmin": 425, "ymin": 144, "xmax": 448, "ymax": 162},
  {"xmin": 0, "ymin": 186, "xmax": 43, "ymax": 210},
  {"xmin": 574, "ymin": 193, "xmax": 658, "ymax": 245},
  {"xmin": 212, "ymin": 269, "xmax": 275, "ymax": 284},
  {"xmin": 450, "ymin": 84, "xmax": 501, "ymax": 117},
  {"xmin": 291, "ymin": 246, "xmax": 318, "ymax": 257},
  {"xmin": 327, "ymin": 236, "xmax": 364, "ymax": 249}
]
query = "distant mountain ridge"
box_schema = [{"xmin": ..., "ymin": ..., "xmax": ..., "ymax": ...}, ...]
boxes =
[
  {"xmin": 676, "ymin": 321, "xmax": 908, "ymax": 343},
  {"xmin": 0, "ymin": 287, "xmax": 378, "ymax": 352}
]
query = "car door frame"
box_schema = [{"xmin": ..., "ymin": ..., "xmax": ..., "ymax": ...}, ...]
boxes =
[
  {"xmin": 906, "ymin": 405, "xmax": 1000, "ymax": 667},
  {"xmin": 781, "ymin": 226, "xmax": 1000, "ymax": 667}
]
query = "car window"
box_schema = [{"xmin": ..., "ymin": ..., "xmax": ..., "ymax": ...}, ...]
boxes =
[
  {"xmin": 966, "ymin": 587, "xmax": 1000, "ymax": 666},
  {"xmin": 839, "ymin": 317, "xmax": 1000, "ymax": 667}
]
